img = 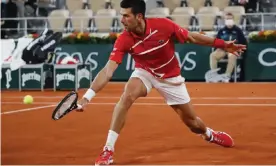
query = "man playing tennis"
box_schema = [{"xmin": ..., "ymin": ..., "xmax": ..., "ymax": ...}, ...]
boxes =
[{"xmin": 77, "ymin": 0, "xmax": 246, "ymax": 165}]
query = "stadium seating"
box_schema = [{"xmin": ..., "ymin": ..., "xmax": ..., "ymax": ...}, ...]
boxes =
[
  {"xmin": 148, "ymin": 7, "xmax": 170, "ymax": 17},
  {"xmin": 71, "ymin": 9, "xmax": 93, "ymax": 32},
  {"xmin": 186, "ymin": 0, "xmax": 209, "ymax": 13},
  {"xmin": 170, "ymin": 7, "xmax": 195, "ymax": 29},
  {"xmin": 47, "ymin": 9, "xmax": 70, "ymax": 32},
  {"xmin": 94, "ymin": 9, "xmax": 117, "ymax": 32},
  {"xmin": 196, "ymin": 6, "xmax": 220, "ymax": 31},
  {"xmin": 110, "ymin": 0, "xmax": 122, "ymax": 12},
  {"xmin": 42, "ymin": 0, "xmax": 275, "ymax": 33},
  {"xmin": 162, "ymin": 0, "xmax": 182, "ymax": 13},
  {"xmin": 66, "ymin": 0, "xmax": 83, "ymax": 13},
  {"xmin": 211, "ymin": 0, "xmax": 230, "ymax": 11},
  {"xmin": 90, "ymin": 0, "xmax": 106, "ymax": 13}
]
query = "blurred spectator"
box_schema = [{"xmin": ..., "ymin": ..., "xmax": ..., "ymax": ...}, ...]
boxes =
[
  {"xmin": 24, "ymin": 0, "xmax": 38, "ymax": 33},
  {"xmin": 1, "ymin": 0, "xmax": 18, "ymax": 38},
  {"xmin": 209, "ymin": 12, "xmax": 247, "ymax": 82},
  {"xmin": 1, "ymin": 0, "xmax": 7, "ymax": 19},
  {"xmin": 230, "ymin": 0, "xmax": 258, "ymax": 13},
  {"xmin": 14, "ymin": 0, "xmax": 26, "ymax": 36},
  {"xmin": 25, "ymin": 0, "xmax": 37, "ymax": 12}
]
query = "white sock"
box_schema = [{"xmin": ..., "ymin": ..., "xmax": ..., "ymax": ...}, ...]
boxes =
[
  {"xmin": 104, "ymin": 130, "xmax": 119, "ymax": 151},
  {"xmin": 205, "ymin": 128, "xmax": 213, "ymax": 141}
]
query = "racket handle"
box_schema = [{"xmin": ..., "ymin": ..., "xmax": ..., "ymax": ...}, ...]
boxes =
[{"xmin": 77, "ymin": 104, "xmax": 83, "ymax": 110}]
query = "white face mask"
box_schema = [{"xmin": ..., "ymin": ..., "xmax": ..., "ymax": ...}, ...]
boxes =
[{"xmin": 225, "ymin": 19, "xmax": 234, "ymax": 27}]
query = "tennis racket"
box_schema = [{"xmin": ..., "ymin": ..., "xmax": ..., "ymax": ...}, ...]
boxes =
[{"xmin": 52, "ymin": 91, "xmax": 82, "ymax": 120}]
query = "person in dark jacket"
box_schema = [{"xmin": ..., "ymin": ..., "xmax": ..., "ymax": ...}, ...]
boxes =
[
  {"xmin": 209, "ymin": 12, "xmax": 247, "ymax": 82},
  {"xmin": 230, "ymin": 0, "xmax": 258, "ymax": 13},
  {"xmin": 1, "ymin": 0, "xmax": 18, "ymax": 38}
]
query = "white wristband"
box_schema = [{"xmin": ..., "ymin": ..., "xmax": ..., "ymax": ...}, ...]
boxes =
[{"xmin": 83, "ymin": 88, "xmax": 96, "ymax": 101}]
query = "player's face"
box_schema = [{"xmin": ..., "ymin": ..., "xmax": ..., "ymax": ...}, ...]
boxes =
[{"xmin": 120, "ymin": 8, "xmax": 142, "ymax": 31}]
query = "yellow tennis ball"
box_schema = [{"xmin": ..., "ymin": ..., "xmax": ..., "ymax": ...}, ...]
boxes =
[{"xmin": 23, "ymin": 95, "xmax": 33, "ymax": 104}]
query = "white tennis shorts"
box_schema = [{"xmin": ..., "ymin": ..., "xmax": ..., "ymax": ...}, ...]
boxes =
[{"xmin": 130, "ymin": 68, "xmax": 191, "ymax": 105}]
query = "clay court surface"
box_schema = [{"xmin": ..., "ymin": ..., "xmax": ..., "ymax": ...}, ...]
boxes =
[{"xmin": 1, "ymin": 83, "xmax": 276, "ymax": 165}]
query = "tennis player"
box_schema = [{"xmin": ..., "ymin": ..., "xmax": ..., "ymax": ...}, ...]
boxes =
[{"xmin": 77, "ymin": 0, "xmax": 246, "ymax": 165}]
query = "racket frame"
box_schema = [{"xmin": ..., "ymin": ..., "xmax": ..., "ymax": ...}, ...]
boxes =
[{"xmin": 52, "ymin": 91, "xmax": 78, "ymax": 120}]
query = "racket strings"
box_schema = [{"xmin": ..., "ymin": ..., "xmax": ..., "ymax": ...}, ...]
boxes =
[{"xmin": 55, "ymin": 94, "xmax": 77, "ymax": 118}]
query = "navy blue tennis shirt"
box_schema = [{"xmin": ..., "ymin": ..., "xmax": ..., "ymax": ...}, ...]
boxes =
[{"xmin": 217, "ymin": 25, "xmax": 247, "ymax": 45}]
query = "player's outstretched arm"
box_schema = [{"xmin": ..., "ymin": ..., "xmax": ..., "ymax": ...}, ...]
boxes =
[
  {"xmin": 187, "ymin": 32, "xmax": 246, "ymax": 56},
  {"xmin": 77, "ymin": 60, "xmax": 118, "ymax": 111},
  {"xmin": 165, "ymin": 18, "xmax": 246, "ymax": 56}
]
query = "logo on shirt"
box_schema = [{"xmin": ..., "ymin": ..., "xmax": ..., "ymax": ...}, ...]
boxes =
[{"xmin": 158, "ymin": 40, "xmax": 164, "ymax": 44}]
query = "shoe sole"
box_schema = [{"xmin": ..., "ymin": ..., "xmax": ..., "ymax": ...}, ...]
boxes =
[{"xmin": 95, "ymin": 159, "xmax": 114, "ymax": 166}]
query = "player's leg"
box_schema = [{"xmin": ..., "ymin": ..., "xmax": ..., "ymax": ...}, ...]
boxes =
[
  {"xmin": 210, "ymin": 49, "xmax": 226, "ymax": 70},
  {"xmin": 95, "ymin": 69, "xmax": 152, "ymax": 165},
  {"xmin": 170, "ymin": 103, "xmax": 234, "ymax": 147},
  {"xmin": 170, "ymin": 103, "xmax": 207, "ymax": 136},
  {"xmin": 110, "ymin": 77, "xmax": 147, "ymax": 131},
  {"xmin": 154, "ymin": 76, "xmax": 234, "ymax": 147},
  {"xmin": 106, "ymin": 69, "xmax": 152, "ymax": 149}
]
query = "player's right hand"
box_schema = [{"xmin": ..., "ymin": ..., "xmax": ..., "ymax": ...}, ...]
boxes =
[
  {"xmin": 224, "ymin": 40, "xmax": 246, "ymax": 56},
  {"xmin": 76, "ymin": 98, "xmax": 89, "ymax": 112}
]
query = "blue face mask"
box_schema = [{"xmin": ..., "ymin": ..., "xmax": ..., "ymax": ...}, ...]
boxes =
[{"xmin": 2, "ymin": 0, "xmax": 7, "ymax": 3}]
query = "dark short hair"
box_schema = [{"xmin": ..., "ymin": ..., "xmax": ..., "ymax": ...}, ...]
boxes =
[
  {"xmin": 225, "ymin": 12, "xmax": 234, "ymax": 18},
  {"xmin": 120, "ymin": 0, "xmax": 146, "ymax": 18}
]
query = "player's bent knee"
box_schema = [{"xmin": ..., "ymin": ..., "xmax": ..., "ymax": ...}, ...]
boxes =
[{"xmin": 121, "ymin": 92, "xmax": 139, "ymax": 104}]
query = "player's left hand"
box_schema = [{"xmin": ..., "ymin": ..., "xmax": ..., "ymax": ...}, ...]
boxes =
[{"xmin": 224, "ymin": 40, "xmax": 247, "ymax": 57}]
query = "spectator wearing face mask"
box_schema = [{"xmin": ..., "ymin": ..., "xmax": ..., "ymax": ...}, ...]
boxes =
[{"xmin": 209, "ymin": 12, "xmax": 247, "ymax": 82}]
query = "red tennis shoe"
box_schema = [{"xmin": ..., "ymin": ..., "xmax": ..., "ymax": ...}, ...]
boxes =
[
  {"xmin": 95, "ymin": 147, "xmax": 114, "ymax": 165},
  {"xmin": 208, "ymin": 128, "xmax": 234, "ymax": 147}
]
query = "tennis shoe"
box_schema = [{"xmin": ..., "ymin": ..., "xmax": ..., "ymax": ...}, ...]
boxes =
[
  {"xmin": 95, "ymin": 147, "xmax": 114, "ymax": 165},
  {"xmin": 207, "ymin": 128, "xmax": 234, "ymax": 147}
]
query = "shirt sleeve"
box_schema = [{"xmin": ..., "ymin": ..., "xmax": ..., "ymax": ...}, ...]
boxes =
[
  {"xmin": 164, "ymin": 18, "xmax": 189, "ymax": 43},
  {"xmin": 109, "ymin": 34, "xmax": 130, "ymax": 64}
]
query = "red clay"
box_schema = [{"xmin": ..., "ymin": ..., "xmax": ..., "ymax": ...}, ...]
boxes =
[{"xmin": 1, "ymin": 83, "xmax": 276, "ymax": 165}]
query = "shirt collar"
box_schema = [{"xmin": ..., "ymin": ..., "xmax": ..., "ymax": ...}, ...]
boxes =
[{"xmin": 130, "ymin": 18, "xmax": 151, "ymax": 39}]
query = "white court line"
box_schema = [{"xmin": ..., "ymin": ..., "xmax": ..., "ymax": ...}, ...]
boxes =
[
  {"xmin": 107, "ymin": 82, "xmax": 276, "ymax": 84},
  {"xmin": 1, "ymin": 105, "xmax": 56, "ymax": 115},
  {"xmin": 1, "ymin": 101, "xmax": 276, "ymax": 106},
  {"xmin": 3, "ymin": 96, "xmax": 276, "ymax": 100},
  {"xmin": 1, "ymin": 102, "xmax": 276, "ymax": 115}
]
